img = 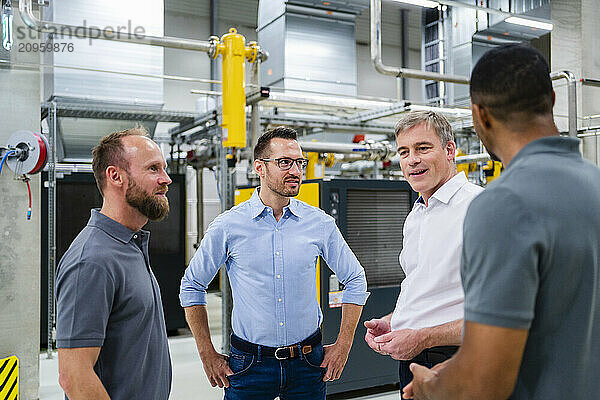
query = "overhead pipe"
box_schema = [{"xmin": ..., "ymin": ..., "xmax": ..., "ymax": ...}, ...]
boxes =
[
  {"xmin": 301, "ymin": 138, "xmax": 492, "ymax": 166},
  {"xmin": 550, "ymin": 71, "xmax": 578, "ymax": 137},
  {"xmin": 371, "ymin": 0, "xmax": 573, "ymax": 136},
  {"xmin": 455, "ymin": 153, "xmax": 490, "ymax": 164},
  {"xmin": 0, "ymin": 58, "xmax": 221, "ymax": 84},
  {"xmin": 581, "ymin": 78, "xmax": 600, "ymax": 88},
  {"xmin": 18, "ymin": 0, "xmax": 268, "ymax": 61},
  {"xmin": 340, "ymin": 160, "xmax": 378, "ymax": 174},
  {"xmin": 19, "ymin": 0, "xmax": 211, "ymax": 52},
  {"xmin": 371, "ymin": 0, "xmax": 469, "ymax": 85},
  {"xmin": 299, "ymin": 140, "xmax": 396, "ymax": 161},
  {"xmin": 300, "ymin": 141, "xmax": 369, "ymax": 154}
]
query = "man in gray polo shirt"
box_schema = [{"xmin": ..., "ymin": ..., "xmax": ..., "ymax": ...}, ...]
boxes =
[
  {"xmin": 405, "ymin": 45, "xmax": 600, "ymax": 399},
  {"xmin": 55, "ymin": 127, "xmax": 173, "ymax": 400}
]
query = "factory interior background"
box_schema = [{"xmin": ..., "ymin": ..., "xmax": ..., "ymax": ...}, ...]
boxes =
[{"xmin": 0, "ymin": 0, "xmax": 599, "ymax": 399}]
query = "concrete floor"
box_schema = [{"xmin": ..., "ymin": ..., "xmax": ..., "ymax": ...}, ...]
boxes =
[{"xmin": 39, "ymin": 293, "xmax": 400, "ymax": 400}]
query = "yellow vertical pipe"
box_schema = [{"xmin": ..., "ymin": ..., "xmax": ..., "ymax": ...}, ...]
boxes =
[
  {"xmin": 219, "ymin": 28, "xmax": 247, "ymax": 148},
  {"xmin": 305, "ymin": 152, "xmax": 323, "ymax": 180}
]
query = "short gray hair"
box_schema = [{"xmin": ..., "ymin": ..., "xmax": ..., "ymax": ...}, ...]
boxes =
[{"xmin": 394, "ymin": 110, "xmax": 454, "ymax": 146}]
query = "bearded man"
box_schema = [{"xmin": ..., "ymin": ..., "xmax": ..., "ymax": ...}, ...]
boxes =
[
  {"xmin": 55, "ymin": 127, "xmax": 173, "ymax": 400},
  {"xmin": 180, "ymin": 126, "xmax": 369, "ymax": 400}
]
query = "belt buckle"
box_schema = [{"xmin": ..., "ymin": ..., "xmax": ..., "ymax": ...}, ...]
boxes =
[{"xmin": 274, "ymin": 347, "xmax": 289, "ymax": 360}]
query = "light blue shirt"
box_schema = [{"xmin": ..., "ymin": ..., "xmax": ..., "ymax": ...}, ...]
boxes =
[{"xmin": 180, "ymin": 188, "xmax": 369, "ymax": 347}]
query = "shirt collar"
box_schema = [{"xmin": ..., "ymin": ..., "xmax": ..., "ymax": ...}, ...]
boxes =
[
  {"xmin": 87, "ymin": 208, "xmax": 145, "ymax": 244},
  {"xmin": 249, "ymin": 187, "xmax": 303, "ymax": 219},
  {"xmin": 286, "ymin": 197, "xmax": 303, "ymax": 218},
  {"xmin": 415, "ymin": 171, "xmax": 468, "ymax": 206},
  {"xmin": 508, "ymin": 136, "xmax": 581, "ymax": 168}
]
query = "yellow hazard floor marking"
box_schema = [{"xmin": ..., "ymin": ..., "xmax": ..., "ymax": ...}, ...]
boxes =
[{"xmin": 0, "ymin": 356, "xmax": 18, "ymax": 400}]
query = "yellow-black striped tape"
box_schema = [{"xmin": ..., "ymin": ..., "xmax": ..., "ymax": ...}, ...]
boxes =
[{"xmin": 0, "ymin": 356, "xmax": 18, "ymax": 400}]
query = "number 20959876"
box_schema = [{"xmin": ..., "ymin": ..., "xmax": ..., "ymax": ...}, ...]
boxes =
[{"xmin": 18, "ymin": 42, "xmax": 74, "ymax": 52}]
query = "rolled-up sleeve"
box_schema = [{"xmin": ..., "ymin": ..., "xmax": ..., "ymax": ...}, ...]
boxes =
[
  {"xmin": 180, "ymin": 217, "xmax": 228, "ymax": 307},
  {"xmin": 321, "ymin": 218, "xmax": 370, "ymax": 305}
]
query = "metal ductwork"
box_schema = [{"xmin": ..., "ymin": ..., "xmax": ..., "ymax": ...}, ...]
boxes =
[
  {"xmin": 19, "ymin": 0, "xmax": 214, "ymax": 52},
  {"xmin": 370, "ymin": 0, "xmax": 469, "ymax": 85},
  {"xmin": 258, "ymin": 0, "xmax": 368, "ymax": 96},
  {"xmin": 458, "ymin": 0, "xmax": 552, "ymax": 106},
  {"xmin": 40, "ymin": 0, "xmax": 165, "ymax": 161}
]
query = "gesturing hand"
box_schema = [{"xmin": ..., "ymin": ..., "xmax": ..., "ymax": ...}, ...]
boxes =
[
  {"xmin": 364, "ymin": 318, "xmax": 391, "ymax": 354},
  {"xmin": 373, "ymin": 329, "xmax": 425, "ymax": 360}
]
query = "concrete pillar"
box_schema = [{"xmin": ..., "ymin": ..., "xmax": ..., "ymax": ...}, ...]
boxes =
[{"xmin": 0, "ymin": 9, "xmax": 42, "ymax": 400}]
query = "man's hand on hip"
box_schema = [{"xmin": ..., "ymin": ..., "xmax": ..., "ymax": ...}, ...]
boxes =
[
  {"xmin": 200, "ymin": 350, "xmax": 233, "ymax": 388},
  {"xmin": 321, "ymin": 341, "xmax": 352, "ymax": 382},
  {"xmin": 374, "ymin": 328, "xmax": 426, "ymax": 360},
  {"xmin": 364, "ymin": 318, "xmax": 391, "ymax": 354}
]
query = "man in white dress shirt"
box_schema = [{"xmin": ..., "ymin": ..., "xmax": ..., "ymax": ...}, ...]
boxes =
[{"xmin": 363, "ymin": 111, "xmax": 483, "ymax": 395}]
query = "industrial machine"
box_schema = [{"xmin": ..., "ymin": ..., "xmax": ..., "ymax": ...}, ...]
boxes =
[
  {"xmin": 235, "ymin": 178, "xmax": 417, "ymax": 394},
  {"xmin": 40, "ymin": 172, "xmax": 187, "ymax": 347}
]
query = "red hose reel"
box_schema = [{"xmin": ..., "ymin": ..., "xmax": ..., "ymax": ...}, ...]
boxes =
[
  {"xmin": 2, "ymin": 131, "xmax": 50, "ymax": 220},
  {"xmin": 5, "ymin": 130, "xmax": 49, "ymax": 174}
]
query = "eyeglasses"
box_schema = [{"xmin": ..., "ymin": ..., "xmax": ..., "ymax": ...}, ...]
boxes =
[{"xmin": 260, "ymin": 157, "xmax": 309, "ymax": 170}]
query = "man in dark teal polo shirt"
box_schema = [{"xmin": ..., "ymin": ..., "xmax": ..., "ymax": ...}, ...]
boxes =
[
  {"xmin": 55, "ymin": 127, "xmax": 173, "ymax": 400},
  {"xmin": 406, "ymin": 44, "xmax": 600, "ymax": 400}
]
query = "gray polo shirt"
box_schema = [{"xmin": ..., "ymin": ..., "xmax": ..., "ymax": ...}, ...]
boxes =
[
  {"xmin": 56, "ymin": 209, "xmax": 172, "ymax": 400},
  {"xmin": 462, "ymin": 136, "xmax": 600, "ymax": 399}
]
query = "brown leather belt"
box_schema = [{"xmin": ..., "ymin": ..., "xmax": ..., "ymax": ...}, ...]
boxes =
[{"xmin": 230, "ymin": 329, "xmax": 322, "ymax": 360}]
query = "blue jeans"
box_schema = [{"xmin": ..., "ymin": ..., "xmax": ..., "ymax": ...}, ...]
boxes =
[{"xmin": 224, "ymin": 343, "xmax": 326, "ymax": 400}]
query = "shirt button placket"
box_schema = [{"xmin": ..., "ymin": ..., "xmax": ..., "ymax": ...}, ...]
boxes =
[{"xmin": 274, "ymin": 226, "xmax": 285, "ymax": 343}]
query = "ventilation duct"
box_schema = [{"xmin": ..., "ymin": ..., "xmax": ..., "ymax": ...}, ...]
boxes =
[
  {"xmin": 42, "ymin": 0, "xmax": 164, "ymax": 161},
  {"xmin": 258, "ymin": 0, "xmax": 369, "ymax": 97},
  {"xmin": 449, "ymin": 0, "xmax": 551, "ymax": 106}
]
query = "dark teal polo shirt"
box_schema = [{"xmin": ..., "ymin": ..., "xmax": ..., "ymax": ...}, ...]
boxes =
[
  {"xmin": 462, "ymin": 136, "xmax": 600, "ymax": 399},
  {"xmin": 55, "ymin": 209, "xmax": 172, "ymax": 400}
]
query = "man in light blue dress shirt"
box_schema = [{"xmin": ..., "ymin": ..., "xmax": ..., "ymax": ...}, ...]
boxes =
[{"xmin": 180, "ymin": 127, "xmax": 369, "ymax": 400}]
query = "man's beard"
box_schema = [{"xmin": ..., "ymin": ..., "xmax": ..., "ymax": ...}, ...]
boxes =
[
  {"xmin": 265, "ymin": 177, "xmax": 301, "ymax": 197},
  {"xmin": 473, "ymin": 118, "xmax": 501, "ymax": 162},
  {"xmin": 126, "ymin": 177, "xmax": 170, "ymax": 221}
]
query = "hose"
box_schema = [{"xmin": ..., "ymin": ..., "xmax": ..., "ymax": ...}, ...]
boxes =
[
  {"xmin": 0, "ymin": 150, "xmax": 15, "ymax": 177},
  {"xmin": 1, "ymin": 150, "xmax": 33, "ymax": 220},
  {"xmin": 25, "ymin": 178, "xmax": 32, "ymax": 220}
]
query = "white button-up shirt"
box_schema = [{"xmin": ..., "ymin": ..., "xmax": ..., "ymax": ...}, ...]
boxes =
[{"xmin": 391, "ymin": 172, "xmax": 484, "ymax": 331}]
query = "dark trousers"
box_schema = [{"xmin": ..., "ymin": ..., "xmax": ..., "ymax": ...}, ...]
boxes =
[{"xmin": 399, "ymin": 346, "xmax": 459, "ymax": 394}]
